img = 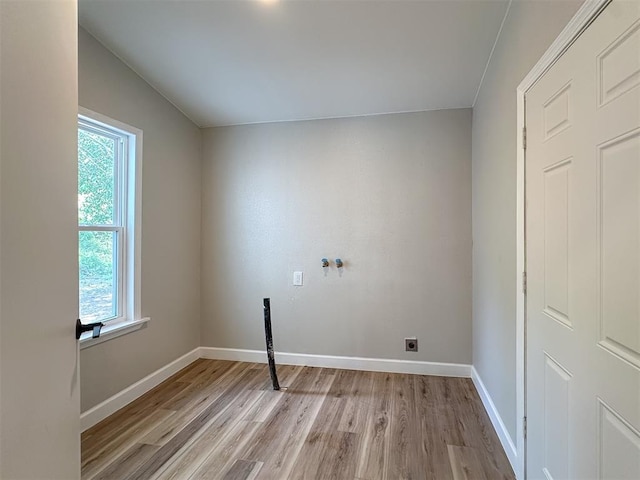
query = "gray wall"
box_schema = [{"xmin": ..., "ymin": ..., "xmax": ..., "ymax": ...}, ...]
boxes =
[
  {"xmin": 201, "ymin": 109, "xmax": 472, "ymax": 365},
  {"xmin": 78, "ymin": 28, "xmax": 202, "ymax": 411},
  {"xmin": 472, "ymin": 0, "xmax": 583, "ymax": 441}
]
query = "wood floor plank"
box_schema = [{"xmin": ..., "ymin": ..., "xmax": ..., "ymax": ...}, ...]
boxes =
[
  {"xmin": 289, "ymin": 369, "xmax": 369, "ymax": 479},
  {"xmin": 222, "ymin": 459, "xmax": 263, "ymax": 480},
  {"xmin": 288, "ymin": 396, "xmax": 345, "ymax": 480},
  {"xmin": 457, "ymin": 379, "xmax": 513, "ymax": 479},
  {"xmin": 354, "ymin": 371, "xmax": 393, "ymax": 480},
  {"xmin": 414, "ymin": 375, "xmax": 454, "ymax": 480},
  {"xmin": 447, "ymin": 444, "xmax": 488, "ymax": 480},
  {"xmin": 167, "ymin": 358, "xmax": 210, "ymax": 383},
  {"xmin": 241, "ymin": 366, "xmax": 304, "ymax": 423},
  {"xmin": 320, "ymin": 430, "xmax": 359, "ymax": 479},
  {"xmin": 172, "ymin": 359, "xmax": 227, "ymax": 384},
  {"xmin": 140, "ymin": 362, "xmax": 252, "ymax": 446},
  {"xmin": 387, "ymin": 373, "xmax": 425, "ymax": 480},
  {"xmin": 152, "ymin": 391, "xmax": 264, "ymax": 480},
  {"xmin": 338, "ymin": 370, "xmax": 374, "ymax": 434},
  {"xmin": 82, "ymin": 408, "xmax": 176, "ymax": 480},
  {"xmin": 236, "ymin": 365, "xmax": 325, "ymax": 463},
  {"xmin": 81, "ymin": 360, "xmax": 515, "ymax": 480},
  {"xmin": 82, "ymin": 361, "xmax": 231, "ymax": 454},
  {"xmin": 162, "ymin": 361, "xmax": 244, "ymax": 411},
  {"xmin": 298, "ymin": 430, "xmax": 360, "ymax": 480},
  {"xmin": 186, "ymin": 421, "xmax": 264, "ymax": 480},
  {"xmin": 128, "ymin": 367, "xmax": 265, "ymax": 480},
  {"xmin": 82, "ymin": 379, "xmax": 189, "ymax": 455},
  {"xmin": 238, "ymin": 367, "xmax": 337, "ymax": 479},
  {"xmin": 272, "ymin": 365, "xmax": 304, "ymax": 388},
  {"xmin": 434, "ymin": 377, "xmax": 466, "ymax": 447},
  {"xmin": 91, "ymin": 443, "xmax": 159, "ymax": 480},
  {"xmin": 241, "ymin": 389, "xmax": 286, "ymax": 423}
]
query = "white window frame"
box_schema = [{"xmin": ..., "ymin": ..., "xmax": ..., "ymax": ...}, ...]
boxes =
[{"xmin": 78, "ymin": 107, "xmax": 147, "ymax": 348}]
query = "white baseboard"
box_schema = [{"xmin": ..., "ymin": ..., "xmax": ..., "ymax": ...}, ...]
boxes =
[
  {"xmin": 80, "ymin": 347, "xmax": 201, "ymax": 432},
  {"xmin": 199, "ymin": 347, "xmax": 472, "ymax": 377},
  {"xmin": 471, "ymin": 366, "xmax": 518, "ymax": 475},
  {"xmin": 199, "ymin": 347, "xmax": 266, "ymax": 364}
]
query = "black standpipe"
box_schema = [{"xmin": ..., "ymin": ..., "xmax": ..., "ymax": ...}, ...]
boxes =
[{"xmin": 263, "ymin": 298, "xmax": 280, "ymax": 390}]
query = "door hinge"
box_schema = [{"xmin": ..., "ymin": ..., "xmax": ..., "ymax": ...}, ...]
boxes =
[
  {"xmin": 522, "ymin": 126, "xmax": 527, "ymax": 150},
  {"xmin": 522, "ymin": 271, "xmax": 527, "ymax": 295},
  {"xmin": 523, "ymin": 416, "xmax": 527, "ymax": 439}
]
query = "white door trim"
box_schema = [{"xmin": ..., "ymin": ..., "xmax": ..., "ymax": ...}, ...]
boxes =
[{"xmin": 515, "ymin": 1, "xmax": 610, "ymax": 478}]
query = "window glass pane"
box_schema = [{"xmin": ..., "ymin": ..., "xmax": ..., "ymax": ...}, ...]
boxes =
[
  {"xmin": 79, "ymin": 230, "xmax": 117, "ymax": 322},
  {"xmin": 78, "ymin": 128, "xmax": 116, "ymax": 225}
]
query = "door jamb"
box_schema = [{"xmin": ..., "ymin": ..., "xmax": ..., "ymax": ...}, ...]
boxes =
[{"xmin": 515, "ymin": 1, "xmax": 610, "ymax": 478}]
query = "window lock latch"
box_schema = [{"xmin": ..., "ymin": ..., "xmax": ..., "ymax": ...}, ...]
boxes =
[{"xmin": 75, "ymin": 318, "xmax": 104, "ymax": 340}]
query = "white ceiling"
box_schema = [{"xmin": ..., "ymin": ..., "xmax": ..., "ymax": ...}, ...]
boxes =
[{"xmin": 79, "ymin": 0, "xmax": 509, "ymax": 127}]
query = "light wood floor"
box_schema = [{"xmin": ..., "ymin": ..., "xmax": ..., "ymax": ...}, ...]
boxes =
[{"xmin": 82, "ymin": 359, "xmax": 515, "ymax": 480}]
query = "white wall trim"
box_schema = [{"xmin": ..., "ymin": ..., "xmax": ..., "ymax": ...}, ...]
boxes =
[
  {"xmin": 200, "ymin": 347, "xmax": 472, "ymax": 377},
  {"xmin": 471, "ymin": 367, "xmax": 517, "ymax": 473},
  {"xmin": 198, "ymin": 347, "xmax": 267, "ymax": 364},
  {"xmin": 78, "ymin": 106, "xmax": 144, "ymax": 327},
  {"xmin": 79, "ymin": 317, "xmax": 150, "ymax": 350},
  {"xmin": 80, "ymin": 347, "xmax": 200, "ymax": 431},
  {"xmin": 515, "ymin": 1, "xmax": 610, "ymax": 478},
  {"xmin": 518, "ymin": 0, "xmax": 611, "ymax": 92}
]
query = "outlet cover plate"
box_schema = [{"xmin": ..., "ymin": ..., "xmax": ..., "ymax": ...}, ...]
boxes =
[{"xmin": 405, "ymin": 337, "xmax": 418, "ymax": 352}]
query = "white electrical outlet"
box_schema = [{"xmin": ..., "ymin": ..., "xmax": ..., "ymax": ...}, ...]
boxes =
[{"xmin": 293, "ymin": 271, "xmax": 303, "ymax": 286}]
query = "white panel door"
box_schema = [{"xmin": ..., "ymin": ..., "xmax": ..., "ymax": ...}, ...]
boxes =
[
  {"xmin": 526, "ymin": 1, "xmax": 640, "ymax": 479},
  {"xmin": 0, "ymin": 1, "xmax": 81, "ymax": 478}
]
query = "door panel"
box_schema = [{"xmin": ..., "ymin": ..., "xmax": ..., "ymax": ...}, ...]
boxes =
[
  {"xmin": 543, "ymin": 354, "xmax": 571, "ymax": 480},
  {"xmin": 526, "ymin": 1, "xmax": 640, "ymax": 479},
  {"xmin": 598, "ymin": 128, "xmax": 640, "ymax": 368},
  {"xmin": 543, "ymin": 158, "xmax": 571, "ymax": 328},
  {"xmin": 0, "ymin": 1, "xmax": 80, "ymax": 478},
  {"xmin": 598, "ymin": 399, "xmax": 640, "ymax": 479}
]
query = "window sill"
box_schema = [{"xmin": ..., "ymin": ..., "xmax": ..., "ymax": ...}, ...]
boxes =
[{"xmin": 79, "ymin": 317, "xmax": 150, "ymax": 350}]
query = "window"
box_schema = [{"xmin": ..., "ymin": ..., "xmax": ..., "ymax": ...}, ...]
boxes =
[{"xmin": 78, "ymin": 109, "xmax": 142, "ymax": 328}]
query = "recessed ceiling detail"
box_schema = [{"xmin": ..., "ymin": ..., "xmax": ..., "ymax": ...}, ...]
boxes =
[{"xmin": 79, "ymin": 0, "xmax": 509, "ymax": 127}]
